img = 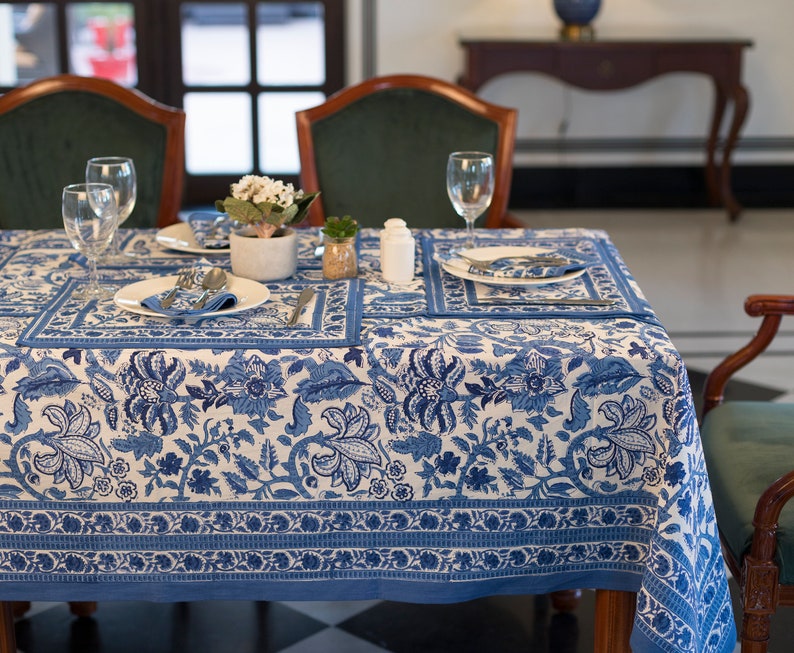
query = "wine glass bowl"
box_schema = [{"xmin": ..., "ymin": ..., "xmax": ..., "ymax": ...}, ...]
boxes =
[
  {"xmin": 86, "ymin": 156, "xmax": 136, "ymax": 260},
  {"xmin": 62, "ymin": 183, "xmax": 118, "ymax": 300},
  {"xmin": 446, "ymin": 151, "xmax": 495, "ymax": 252}
]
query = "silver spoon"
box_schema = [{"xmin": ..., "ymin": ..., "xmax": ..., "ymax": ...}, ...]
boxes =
[{"xmin": 191, "ymin": 267, "xmax": 227, "ymax": 309}]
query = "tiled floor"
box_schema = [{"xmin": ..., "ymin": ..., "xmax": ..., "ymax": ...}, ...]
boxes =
[{"xmin": 13, "ymin": 209, "xmax": 794, "ymax": 652}]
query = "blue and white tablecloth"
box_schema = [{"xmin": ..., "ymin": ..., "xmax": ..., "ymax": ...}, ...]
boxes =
[{"xmin": 0, "ymin": 227, "xmax": 735, "ymax": 653}]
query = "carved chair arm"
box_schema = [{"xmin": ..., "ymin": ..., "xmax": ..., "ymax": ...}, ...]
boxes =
[
  {"xmin": 750, "ymin": 470, "xmax": 794, "ymax": 563},
  {"xmin": 702, "ymin": 294, "xmax": 794, "ymax": 415}
]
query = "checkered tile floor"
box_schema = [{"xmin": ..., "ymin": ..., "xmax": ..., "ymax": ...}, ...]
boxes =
[{"xmin": 15, "ymin": 593, "xmax": 592, "ymax": 653}]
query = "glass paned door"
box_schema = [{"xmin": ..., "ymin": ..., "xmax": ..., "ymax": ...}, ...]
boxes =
[
  {"xmin": 176, "ymin": 0, "xmax": 343, "ymax": 204},
  {"xmin": 256, "ymin": 2, "xmax": 323, "ymax": 85},
  {"xmin": 0, "ymin": 3, "xmax": 59, "ymax": 85},
  {"xmin": 0, "ymin": 2, "xmax": 137, "ymax": 87},
  {"xmin": 66, "ymin": 2, "xmax": 137, "ymax": 85}
]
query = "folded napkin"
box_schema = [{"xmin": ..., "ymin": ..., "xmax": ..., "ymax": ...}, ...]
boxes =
[
  {"xmin": 141, "ymin": 261, "xmax": 237, "ymax": 317},
  {"xmin": 435, "ymin": 253, "xmax": 586, "ymax": 279},
  {"xmin": 187, "ymin": 212, "xmax": 232, "ymax": 249}
]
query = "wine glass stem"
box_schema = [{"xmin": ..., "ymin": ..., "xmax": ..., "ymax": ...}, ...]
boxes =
[
  {"xmin": 464, "ymin": 215, "xmax": 476, "ymax": 249},
  {"xmin": 106, "ymin": 231, "xmax": 123, "ymax": 257},
  {"xmin": 86, "ymin": 257, "xmax": 100, "ymax": 292}
]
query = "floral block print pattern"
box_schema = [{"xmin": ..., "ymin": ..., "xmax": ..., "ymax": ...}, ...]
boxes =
[{"xmin": 0, "ymin": 228, "xmax": 735, "ymax": 653}]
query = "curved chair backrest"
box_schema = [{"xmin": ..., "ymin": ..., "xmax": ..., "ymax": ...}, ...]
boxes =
[
  {"xmin": 0, "ymin": 75, "xmax": 185, "ymax": 230},
  {"xmin": 296, "ymin": 74, "xmax": 517, "ymax": 229}
]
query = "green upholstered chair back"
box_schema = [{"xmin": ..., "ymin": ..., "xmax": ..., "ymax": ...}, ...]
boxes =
[
  {"xmin": 0, "ymin": 75, "xmax": 185, "ymax": 230},
  {"xmin": 297, "ymin": 75, "xmax": 516, "ymax": 230}
]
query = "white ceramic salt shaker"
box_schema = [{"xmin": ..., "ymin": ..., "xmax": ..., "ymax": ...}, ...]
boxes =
[
  {"xmin": 381, "ymin": 219, "xmax": 415, "ymax": 283},
  {"xmin": 380, "ymin": 218, "xmax": 406, "ymax": 251}
]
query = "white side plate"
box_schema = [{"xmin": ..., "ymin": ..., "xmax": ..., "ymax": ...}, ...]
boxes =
[{"xmin": 441, "ymin": 246, "xmax": 586, "ymax": 286}]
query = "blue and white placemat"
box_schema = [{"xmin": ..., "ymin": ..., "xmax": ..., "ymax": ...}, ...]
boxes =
[
  {"xmin": 358, "ymin": 235, "xmax": 427, "ymax": 318},
  {"xmin": 293, "ymin": 232, "xmax": 427, "ymax": 318},
  {"xmin": 17, "ymin": 277, "xmax": 363, "ymax": 350},
  {"xmin": 422, "ymin": 233, "xmax": 659, "ymax": 323}
]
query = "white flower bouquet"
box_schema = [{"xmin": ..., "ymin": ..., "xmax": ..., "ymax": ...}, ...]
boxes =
[{"xmin": 215, "ymin": 175, "xmax": 319, "ymax": 238}]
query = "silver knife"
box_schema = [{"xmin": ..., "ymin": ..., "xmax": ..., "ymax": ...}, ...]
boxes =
[
  {"xmin": 287, "ymin": 288, "xmax": 315, "ymax": 325},
  {"xmin": 478, "ymin": 298, "xmax": 615, "ymax": 306}
]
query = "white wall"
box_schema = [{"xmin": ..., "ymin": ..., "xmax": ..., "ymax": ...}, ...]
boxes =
[
  {"xmin": 350, "ymin": 0, "xmax": 794, "ymax": 166},
  {"xmin": 0, "ymin": 5, "xmax": 16, "ymax": 85}
]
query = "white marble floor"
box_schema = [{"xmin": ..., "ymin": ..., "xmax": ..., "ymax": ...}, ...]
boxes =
[{"xmin": 513, "ymin": 208, "xmax": 794, "ymax": 398}]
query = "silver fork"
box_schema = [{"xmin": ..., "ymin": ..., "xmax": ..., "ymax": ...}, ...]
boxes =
[
  {"xmin": 456, "ymin": 252, "xmax": 569, "ymax": 272},
  {"xmin": 160, "ymin": 268, "xmax": 195, "ymax": 308}
]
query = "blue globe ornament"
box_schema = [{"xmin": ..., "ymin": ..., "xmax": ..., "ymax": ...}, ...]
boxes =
[{"xmin": 553, "ymin": 0, "xmax": 601, "ymax": 40}]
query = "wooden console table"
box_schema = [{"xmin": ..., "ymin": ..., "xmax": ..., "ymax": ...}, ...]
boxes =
[{"xmin": 459, "ymin": 36, "xmax": 753, "ymax": 220}]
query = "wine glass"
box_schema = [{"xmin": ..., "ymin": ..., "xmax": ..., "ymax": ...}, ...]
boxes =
[
  {"xmin": 62, "ymin": 183, "xmax": 118, "ymax": 301},
  {"xmin": 446, "ymin": 151, "xmax": 495, "ymax": 252},
  {"xmin": 86, "ymin": 156, "xmax": 137, "ymax": 261}
]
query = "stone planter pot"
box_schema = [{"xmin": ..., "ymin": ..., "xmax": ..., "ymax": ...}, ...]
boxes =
[{"xmin": 229, "ymin": 227, "xmax": 297, "ymax": 281}]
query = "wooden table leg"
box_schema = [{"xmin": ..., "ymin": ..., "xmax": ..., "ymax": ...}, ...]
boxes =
[
  {"xmin": 69, "ymin": 601, "xmax": 98, "ymax": 617},
  {"xmin": 550, "ymin": 588, "xmax": 582, "ymax": 612},
  {"xmin": 0, "ymin": 602, "xmax": 17, "ymax": 653},
  {"xmin": 594, "ymin": 589, "xmax": 635, "ymax": 653}
]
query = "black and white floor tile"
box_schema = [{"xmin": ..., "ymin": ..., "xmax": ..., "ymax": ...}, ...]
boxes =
[
  {"xmin": 13, "ymin": 209, "xmax": 794, "ymax": 652},
  {"xmin": 14, "ymin": 593, "xmax": 594, "ymax": 653}
]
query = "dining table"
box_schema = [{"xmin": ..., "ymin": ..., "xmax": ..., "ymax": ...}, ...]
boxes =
[{"xmin": 0, "ymin": 225, "xmax": 736, "ymax": 653}]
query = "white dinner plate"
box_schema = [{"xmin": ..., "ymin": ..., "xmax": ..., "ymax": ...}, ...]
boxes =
[
  {"xmin": 155, "ymin": 222, "xmax": 230, "ymax": 255},
  {"xmin": 114, "ymin": 273, "xmax": 270, "ymax": 319},
  {"xmin": 441, "ymin": 245, "xmax": 587, "ymax": 286}
]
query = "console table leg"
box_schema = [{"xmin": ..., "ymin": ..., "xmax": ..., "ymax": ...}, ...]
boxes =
[
  {"xmin": 0, "ymin": 602, "xmax": 16, "ymax": 653},
  {"xmin": 722, "ymin": 84, "xmax": 750, "ymax": 222},
  {"xmin": 705, "ymin": 83, "xmax": 728, "ymax": 209},
  {"xmin": 594, "ymin": 589, "xmax": 635, "ymax": 653}
]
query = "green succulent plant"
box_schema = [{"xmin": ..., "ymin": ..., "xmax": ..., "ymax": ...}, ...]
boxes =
[{"xmin": 321, "ymin": 215, "xmax": 359, "ymax": 240}]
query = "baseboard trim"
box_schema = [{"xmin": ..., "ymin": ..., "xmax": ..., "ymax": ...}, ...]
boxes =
[{"xmin": 509, "ymin": 164, "xmax": 794, "ymax": 209}]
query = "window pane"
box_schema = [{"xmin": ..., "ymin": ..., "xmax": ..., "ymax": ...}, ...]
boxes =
[
  {"xmin": 0, "ymin": 3, "xmax": 58, "ymax": 85},
  {"xmin": 256, "ymin": 2, "xmax": 324, "ymax": 86},
  {"xmin": 185, "ymin": 92, "xmax": 253, "ymax": 174},
  {"xmin": 66, "ymin": 3, "xmax": 137, "ymax": 86},
  {"xmin": 181, "ymin": 3, "xmax": 249, "ymax": 86},
  {"xmin": 258, "ymin": 91, "xmax": 324, "ymax": 173}
]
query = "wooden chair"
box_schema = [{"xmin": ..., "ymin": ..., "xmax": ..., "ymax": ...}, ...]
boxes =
[
  {"xmin": 0, "ymin": 74, "xmax": 185, "ymax": 230},
  {"xmin": 296, "ymin": 74, "xmax": 520, "ymax": 229},
  {"xmin": 701, "ymin": 294, "xmax": 794, "ymax": 653}
]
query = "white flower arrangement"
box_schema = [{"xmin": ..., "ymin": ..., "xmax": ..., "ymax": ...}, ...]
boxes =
[{"xmin": 215, "ymin": 174, "xmax": 319, "ymax": 238}]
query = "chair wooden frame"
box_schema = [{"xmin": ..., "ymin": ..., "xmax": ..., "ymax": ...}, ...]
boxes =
[
  {"xmin": 0, "ymin": 74, "xmax": 185, "ymax": 228},
  {"xmin": 702, "ymin": 294, "xmax": 794, "ymax": 653},
  {"xmin": 296, "ymin": 74, "xmax": 520, "ymax": 228}
]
